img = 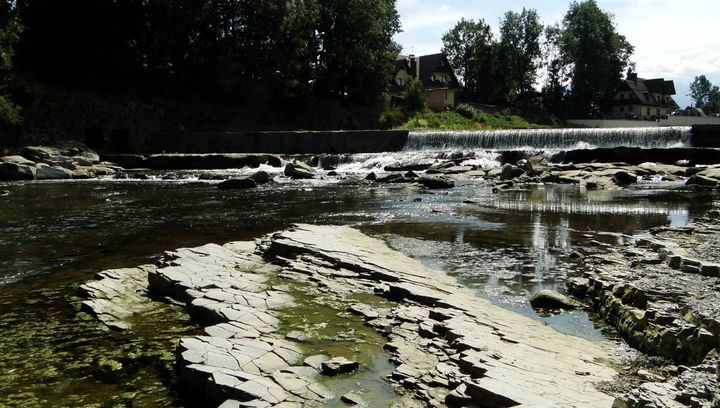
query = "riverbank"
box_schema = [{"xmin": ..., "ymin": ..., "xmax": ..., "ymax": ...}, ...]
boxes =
[{"xmin": 568, "ymin": 210, "xmax": 720, "ymax": 407}]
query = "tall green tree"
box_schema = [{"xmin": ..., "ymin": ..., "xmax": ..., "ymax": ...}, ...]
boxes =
[
  {"xmin": 541, "ymin": 24, "xmax": 568, "ymax": 117},
  {"xmin": 0, "ymin": 0, "xmax": 21, "ymax": 124},
  {"xmin": 497, "ymin": 8, "xmax": 543, "ymax": 102},
  {"xmin": 689, "ymin": 75, "xmax": 713, "ymax": 110},
  {"xmin": 441, "ymin": 18, "xmax": 495, "ymax": 101},
  {"xmin": 314, "ymin": 0, "xmax": 400, "ymax": 102},
  {"xmin": 557, "ymin": 0, "xmax": 633, "ymax": 117}
]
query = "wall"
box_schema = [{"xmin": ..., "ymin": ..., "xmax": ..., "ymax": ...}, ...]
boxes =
[
  {"xmin": 426, "ymin": 89, "xmax": 453, "ymax": 111},
  {"xmin": 146, "ymin": 130, "xmax": 409, "ymax": 154}
]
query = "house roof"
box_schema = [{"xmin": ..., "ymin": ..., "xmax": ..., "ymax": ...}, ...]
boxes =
[
  {"xmin": 393, "ymin": 53, "xmax": 461, "ymax": 91},
  {"xmin": 616, "ymin": 75, "xmax": 678, "ymax": 108}
]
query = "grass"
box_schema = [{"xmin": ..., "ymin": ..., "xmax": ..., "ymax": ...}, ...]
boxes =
[{"xmin": 393, "ymin": 103, "xmax": 550, "ymax": 131}]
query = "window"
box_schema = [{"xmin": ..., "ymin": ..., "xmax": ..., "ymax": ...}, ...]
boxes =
[
  {"xmin": 647, "ymin": 108, "xmax": 651, "ymax": 116},
  {"xmin": 444, "ymin": 92, "xmax": 448, "ymax": 100},
  {"xmin": 619, "ymin": 106, "xmax": 624, "ymax": 112},
  {"xmin": 397, "ymin": 77, "xmax": 404, "ymax": 86}
]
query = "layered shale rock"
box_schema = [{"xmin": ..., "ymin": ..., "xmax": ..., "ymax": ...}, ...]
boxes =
[
  {"xmin": 82, "ymin": 225, "xmax": 624, "ymax": 407},
  {"xmin": 568, "ymin": 210, "xmax": 720, "ymax": 407}
]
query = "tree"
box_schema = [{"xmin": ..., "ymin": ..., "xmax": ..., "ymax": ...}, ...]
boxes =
[
  {"xmin": 689, "ymin": 75, "xmax": 713, "ymax": 110},
  {"xmin": 497, "ymin": 8, "xmax": 543, "ymax": 102},
  {"xmin": 402, "ymin": 77, "xmax": 426, "ymax": 114},
  {"xmin": 557, "ymin": 0, "xmax": 633, "ymax": 117},
  {"xmin": 0, "ymin": 0, "xmax": 21, "ymax": 124},
  {"xmin": 541, "ymin": 24, "xmax": 568, "ymax": 117},
  {"xmin": 314, "ymin": 0, "xmax": 400, "ymax": 102},
  {"xmin": 442, "ymin": 18, "xmax": 496, "ymax": 101}
]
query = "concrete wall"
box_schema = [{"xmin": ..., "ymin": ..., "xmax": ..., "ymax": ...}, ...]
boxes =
[
  {"xmin": 690, "ymin": 125, "xmax": 720, "ymax": 148},
  {"xmin": 568, "ymin": 117, "xmax": 720, "ymax": 128},
  {"xmin": 147, "ymin": 130, "xmax": 409, "ymax": 154}
]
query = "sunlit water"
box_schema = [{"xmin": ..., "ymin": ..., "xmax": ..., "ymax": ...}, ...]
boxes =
[{"xmin": 0, "ymin": 176, "xmax": 716, "ymax": 406}]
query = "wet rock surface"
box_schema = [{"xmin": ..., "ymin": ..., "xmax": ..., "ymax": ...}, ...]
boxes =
[
  {"xmin": 83, "ymin": 224, "xmax": 622, "ymax": 407},
  {"xmin": 568, "ymin": 210, "xmax": 720, "ymax": 407}
]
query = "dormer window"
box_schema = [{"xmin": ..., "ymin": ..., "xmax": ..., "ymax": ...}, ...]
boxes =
[{"xmin": 397, "ymin": 77, "xmax": 405, "ymax": 86}]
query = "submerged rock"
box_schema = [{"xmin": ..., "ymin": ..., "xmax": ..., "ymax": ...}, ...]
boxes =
[
  {"xmin": 416, "ymin": 176, "xmax": 454, "ymax": 189},
  {"xmin": 529, "ymin": 290, "xmax": 581, "ymax": 310},
  {"xmin": 321, "ymin": 357, "xmax": 359, "ymax": 375},
  {"xmin": 218, "ymin": 177, "xmax": 258, "ymax": 190},
  {"xmin": 249, "ymin": 171, "xmax": 271, "ymax": 184}
]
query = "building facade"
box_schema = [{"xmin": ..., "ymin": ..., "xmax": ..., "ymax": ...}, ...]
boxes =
[
  {"xmin": 391, "ymin": 53, "xmax": 460, "ymax": 111},
  {"xmin": 612, "ymin": 71, "xmax": 679, "ymax": 120}
]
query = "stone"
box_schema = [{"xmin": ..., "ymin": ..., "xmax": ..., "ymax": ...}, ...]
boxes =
[
  {"xmin": 285, "ymin": 331, "xmax": 309, "ymax": 343},
  {"xmin": 529, "ymin": 290, "xmax": 581, "ymax": 310},
  {"xmin": 321, "ymin": 357, "xmax": 359, "ymax": 376},
  {"xmin": 612, "ymin": 170, "xmax": 637, "ymax": 185},
  {"xmin": 384, "ymin": 160, "xmax": 434, "ymax": 172},
  {"xmin": 500, "ymin": 164, "xmax": 524, "ymax": 180},
  {"xmin": 303, "ymin": 354, "xmax": 329, "ymax": 371},
  {"xmin": 1, "ymin": 155, "xmax": 35, "ymax": 166},
  {"xmin": 416, "ymin": 176, "xmax": 454, "ymax": 189},
  {"xmin": 340, "ymin": 391, "xmax": 366, "ymax": 406},
  {"xmin": 284, "ymin": 161, "xmax": 315, "ymax": 179},
  {"xmin": 36, "ymin": 164, "xmax": 73, "ymax": 180},
  {"xmin": 0, "ymin": 162, "xmax": 36, "ymax": 181},
  {"xmin": 218, "ymin": 177, "xmax": 258, "ymax": 190},
  {"xmin": 249, "ymin": 171, "xmax": 271, "ymax": 184}
]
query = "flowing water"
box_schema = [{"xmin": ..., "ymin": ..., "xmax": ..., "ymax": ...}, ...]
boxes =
[{"xmin": 0, "ymin": 129, "xmax": 716, "ymax": 406}]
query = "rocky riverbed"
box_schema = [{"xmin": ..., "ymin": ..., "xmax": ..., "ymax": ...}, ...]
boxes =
[
  {"xmin": 81, "ymin": 224, "xmax": 628, "ymax": 407},
  {"xmin": 567, "ymin": 210, "xmax": 720, "ymax": 407}
]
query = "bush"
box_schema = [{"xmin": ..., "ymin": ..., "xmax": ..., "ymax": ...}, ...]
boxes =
[
  {"xmin": 402, "ymin": 78, "xmax": 427, "ymax": 114},
  {"xmin": 379, "ymin": 107, "xmax": 407, "ymax": 129},
  {"xmin": 455, "ymin": 103, "xmax": 478, "ymax": 119}
]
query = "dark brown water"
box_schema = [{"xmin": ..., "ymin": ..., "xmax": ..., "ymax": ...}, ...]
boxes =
[{"xmin": 0, "ymin": 178, "xmax": 715, "ymax": 406}]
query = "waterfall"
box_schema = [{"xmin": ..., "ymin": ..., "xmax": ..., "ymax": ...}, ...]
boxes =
[{"xmin": 404, "ymin": 127, "xmax": 692, "ymax": 151}]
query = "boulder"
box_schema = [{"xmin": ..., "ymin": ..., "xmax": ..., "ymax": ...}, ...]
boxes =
[
  {"xmin": 612, "ymin": 171, "xmax": 637, "ymax": 186},
  {"xmin": 517, "ymin": 159, "xmax": 535, "ymax": 176},
  {"xmin": 249, "ymin": 171, "xmax": 271, "ymax": 184},
  {"xmin": 36, "ymin": 164, "xmax": 73, "ymax": 180},
  {"xmin": 0, "ymin": 162, "xmax": 36, "ymax": 181},
  {"xmin": 384, "ymin": 160, "xmax": 434, "ymax": 172},
  {"xmin": 1, "ymin": 155, "xmax": 35, "ymax": 166},
  {"xmin": 500, "ymin": 164, "xmax": 524, "ymax": 180},
  {"xmin": 321, "ymin": 357, "xmax": 359, "ymax": 376},
  {"xmin": 686, "ymin": 175, "xmax": 718, "ymax": 187},
  {"xmin": 417, "ymin": 176, "xmax": 454, "ymax": 189},
  {"xmin": 377, "ymin": 173, "xmax": 407, "ymax": 183},
  {"xmin": 284, "ymin": 161, "xmax": 315, "ymax": 179},
  {"xmin": 218, "ymin": 177, "xmax": 258, "ymax": 190},
  {"xmin": 529, "ymin": 290, "xmax": 581, "ymax": 310},
  {"xmin": 365, "ymin": 172, "xmax": 377, "ymax": 181}
]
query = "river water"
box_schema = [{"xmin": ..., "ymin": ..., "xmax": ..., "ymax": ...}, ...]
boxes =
[{"xmin": 0, "ymin": 170, "xmax": 716, "ymax": 406}]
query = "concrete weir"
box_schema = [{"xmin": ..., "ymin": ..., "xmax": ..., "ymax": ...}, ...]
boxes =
[{"xmin": 81, "ymin": 225, "xmax": 619, "ymax": 407}]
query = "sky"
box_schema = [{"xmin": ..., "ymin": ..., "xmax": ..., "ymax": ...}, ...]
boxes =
[{"xmin": 395, "ymin": 0, "xmax": 720, "ymax": 108}]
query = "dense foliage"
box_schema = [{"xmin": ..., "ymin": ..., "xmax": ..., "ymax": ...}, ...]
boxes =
[
  {"xmin": 689, "ymin": 75, "xmax": 720, "ymax": 113},
  {"xmin": 0, "ymin": 0, "xmax": 20, "ymax": 124},
  {"xmin": 554, "ymin": 0, "xmax": 633, "ymax": 117},
  {"xmin": 5, "ymin": 0, "xmax": 400, "ymax": 126},
  {"xmin": 443, "ymin": 1, "xmax": 634, "ymax": 118}
]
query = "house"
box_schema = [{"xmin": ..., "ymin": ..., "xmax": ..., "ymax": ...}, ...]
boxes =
[
  {"xmin": 391, "ymin": 53, "xmax": 461, "ymax": 111},
  {"xmin": 612, "ymin": 70, "xmax": 679, "ymax": 120}
]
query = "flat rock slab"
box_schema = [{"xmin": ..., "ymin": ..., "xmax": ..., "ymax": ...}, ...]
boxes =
[
  {"xmin": 79, "ymin": 266, "xmax": 158, "ymax": 331},
  {"xmin": 262, "ymin": 224, "xmax": 618, "ymax": 407},
  {"xmin": 82, "ymin": 224, "xmax": 622, "ymax": 407}
]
